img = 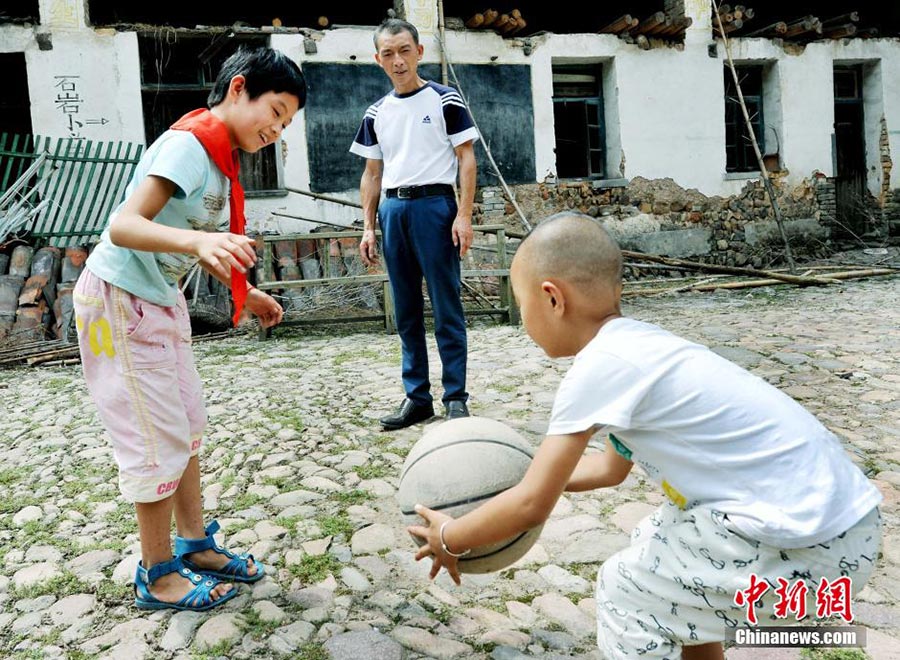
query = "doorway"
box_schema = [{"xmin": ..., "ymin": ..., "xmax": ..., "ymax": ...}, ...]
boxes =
[{"xmin": 833, "ymin": 65, "xmax": 869, "ymax": 238}]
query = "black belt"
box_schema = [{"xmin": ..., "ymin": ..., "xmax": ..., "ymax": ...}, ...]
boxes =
[{"xmin": 385, "ymin": 184, "xmax": 454, "ymax": 199}]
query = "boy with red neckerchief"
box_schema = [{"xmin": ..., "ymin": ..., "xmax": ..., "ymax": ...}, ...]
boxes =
[{"xmin": 73, "ymin": 47, "xmax": 306, "ymax": 611}]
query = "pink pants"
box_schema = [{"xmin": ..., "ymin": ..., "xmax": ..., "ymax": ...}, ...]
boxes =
[{"xmin": 73, "ymin": 269, "xmax": 206, "ymax": 503}]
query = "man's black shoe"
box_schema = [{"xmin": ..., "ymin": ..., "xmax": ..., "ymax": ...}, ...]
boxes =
[
  {"xmin": 444, "ymin": 400, "xmax": 470, "ymax": 420},
  {"xmin": 380, "ymin": 399, "xmax": 435, "ymax": 431}
]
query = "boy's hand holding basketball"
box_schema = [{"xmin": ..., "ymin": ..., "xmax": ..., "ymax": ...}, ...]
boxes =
[{"xmin": 408, "ymin": 504, "xmax": 463, "ymax": 585}]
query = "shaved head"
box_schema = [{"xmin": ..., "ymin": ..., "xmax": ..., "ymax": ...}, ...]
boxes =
[{"xmin": 515, "ymin": 212, "xmax": 622, "ymax": 295}]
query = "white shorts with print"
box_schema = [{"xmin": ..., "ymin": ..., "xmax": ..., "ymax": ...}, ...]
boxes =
[{"xmin": 596, "ymin": 503, "xmax": 881, "ymax": 660}]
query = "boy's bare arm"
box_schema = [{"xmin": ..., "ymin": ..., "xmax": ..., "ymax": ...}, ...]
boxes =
[
  {"xmin": 565, "ymin": 438, "xmax": 633, "ymax": 492},
  {"xmin": 408, "ymin": 428, "xmax": 593, "ymax": 584},
  {"xmin": 109, "ymin": 175, "xmax": 257, "ymax": 281}
]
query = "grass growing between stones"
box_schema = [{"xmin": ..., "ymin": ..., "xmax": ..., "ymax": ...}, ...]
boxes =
[
  {"xmin": 297, "ymin": 642, "xmax": 330, "ymax": 660},
  {"xmin": 240, "ymin": 607, "xmax": 282, "ymax": 639},
  {"xmin": 231, "ymin": 491, "xmax": 266, "ymax": 511},
  {"xmin": 10, "ymin": 572, "xmax": 89, "ymax": 600},
  {"xmin": 0, "ymin": 493, "xmax": 40, "ymax": 516},
  {"xmin": 94, "ymin": 579, "xmax": 132, "ymax": 604},
  {"xmin": 317, "ymin": 513, "xmax": 353, "ymax": 538},
  {"xmin": 288, "ymin": 554, "xmax": 341, "ymax": 584},
  {"xmin": 190, "ymin": 639, "xmax": 237, "ymax": 659},
  {"xmin": 354, "ymin": 463, "xmax": 390, "ymax": 481},
  {"xmin": 332, "ymin": 489, "xmax": 373, "ymax": 506},
  {"xmin": 801, "ymin": 650, "xmax": 869, "ymax": 660}
]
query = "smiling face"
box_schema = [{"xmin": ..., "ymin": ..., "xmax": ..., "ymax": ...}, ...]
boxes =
[
  {"xmin": 374, "ymin": 29, "xmax": 424, "ymax": 94},
  {"xmin": 226, "ymin": 77, "xmax": 301, "ymax": 153}
]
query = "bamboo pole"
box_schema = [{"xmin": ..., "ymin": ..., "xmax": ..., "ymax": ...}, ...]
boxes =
[
  {"xmin": 713, "ymin": 0, "xmax": 796, "ymax": 272},
  {"xmin": 623, "ymin": 268, "xmax": 898, "ymax": 296},
  {"xmin": 621, "ymin": 250, "xmax": 829, "ymax": 285},
  {"xmin": 285, "ymin": 186, "xmax": 363, "ymax": 209},
  {"xmin": 437, "ymin": 0, "xmax": 448, "ymax": 85}
]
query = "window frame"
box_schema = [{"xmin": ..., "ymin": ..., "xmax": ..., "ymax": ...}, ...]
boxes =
[
  {"xmin": 724, "ymin": 64, "xmax": 765, "ymax": 174},
  {"xmin": 137, "ymin": 32, "xmax": 282, "ymax": 194},
  {"xmin": 552, "ymin": 64, "xmax": 606, "ymax": 180}
]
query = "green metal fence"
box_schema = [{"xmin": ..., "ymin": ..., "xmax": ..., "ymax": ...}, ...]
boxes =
[{"xmin": 0, "ymin": 133, "xmax": 143, "ymax": 246}]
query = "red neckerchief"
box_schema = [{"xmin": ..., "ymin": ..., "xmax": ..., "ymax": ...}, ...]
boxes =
[{"xmin": 170, "ymin": 108, "xmax": 247, "ymax": 327}]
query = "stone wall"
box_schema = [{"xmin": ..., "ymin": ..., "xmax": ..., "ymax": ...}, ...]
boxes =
[{"xmin": 475, "ymin": 174, "xmax": 847, "ymax": 269}]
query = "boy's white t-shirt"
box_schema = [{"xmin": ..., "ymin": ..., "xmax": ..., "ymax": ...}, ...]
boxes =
[
  {"xmin": 86, "ymin": 130, "xmax": 230, "ymax": 306},
  {"xmin": 547, "ymin": 317, "xmax": 882, "ymax": 548}
]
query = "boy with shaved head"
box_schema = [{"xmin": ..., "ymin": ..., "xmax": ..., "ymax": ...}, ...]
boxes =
[{"xmin": 409, "ymin": 212, "xmax": 882, "ymax": 660}]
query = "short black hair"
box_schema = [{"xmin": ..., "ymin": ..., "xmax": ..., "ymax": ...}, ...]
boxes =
[
  {"xmin": 374, "ymin": 18, "xmax": 419, "ymax": 49},
  {"xmin": 208, "ymin": 46, "xmax": 307, "ymax": 109}
]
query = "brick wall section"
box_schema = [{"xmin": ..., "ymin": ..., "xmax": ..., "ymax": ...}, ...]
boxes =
[
  {"xmin": 815, "ymin": 177, "xmax": 837, "ymax": 228},
  {"xmin": 885, "ymin": 190, "xmax": 900, "ymax": 234},
  {"xmin": 879, "ymin": 116, "xmax": 900, "ymax": 234}
]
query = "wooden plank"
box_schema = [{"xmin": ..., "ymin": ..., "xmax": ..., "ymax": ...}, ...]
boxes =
[
  {"xmin": 90, "ymin": 140, "xmax": 126, "ymax": 236},
  {"xmin": 64, "ymin": 140, "xmax": 100, "ymax": 238},
  {"xmin": 80, "ymin": 140, "xmax": 117, "ymax": 235},
  {"xmin": 257, "ymin": 273, "xmax": 389, "ymax": 290},
  {"xmin": 104, "ymin": 141, "xmax": 142, "ymax": 223},
  {"xmin": 258, "ymin": 225, "xmax": 507, "ymax": 243},
  {"xmin": 382, "ymin": 280, "xmax": 396, "ymax": 334}
]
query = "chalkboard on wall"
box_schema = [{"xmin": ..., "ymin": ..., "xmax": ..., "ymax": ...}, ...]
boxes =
[{"xmin": 303, "ymin": 62, "xmax": 535, "ymax": 192}]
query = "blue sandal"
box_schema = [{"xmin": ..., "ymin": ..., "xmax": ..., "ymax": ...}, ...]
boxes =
[
  {"xmin": 134, "ymin": 556, "xmax": 237, "ymax": 611},
  {"xmin": 175, "ymin": 520, "xmax": 265, "ymax": 583}
]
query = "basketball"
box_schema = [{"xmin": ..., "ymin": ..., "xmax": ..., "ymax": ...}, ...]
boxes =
[{"xmin": 397, "ymin": 416, "xmax": 543, "ymax": 573}]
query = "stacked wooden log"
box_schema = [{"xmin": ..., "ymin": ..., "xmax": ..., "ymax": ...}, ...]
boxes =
[
  {"xmin": 713, "ymin": 4, "xmax": 756, "ymax": 36},
  {"xmin": 597, "ymin": 11, "xmax": 693, "ymax": 49},
  {"xmin": 725, "ymin": 10, "xmax": 874, "ymax": 41},
  {"xmin": 465, "ymin": 8, "xmax": 528, "ymax": 38}
]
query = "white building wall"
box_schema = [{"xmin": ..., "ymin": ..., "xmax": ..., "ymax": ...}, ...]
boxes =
[
  {"xmin": 4, "ymin": 0, "xmax": 900, "ymax": 231},
  {"xmin": 25, "ymin": 29, "xmax": 144, "ymax": 144}
]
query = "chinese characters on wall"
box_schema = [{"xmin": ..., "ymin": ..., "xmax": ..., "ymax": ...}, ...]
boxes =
[{"xmin": 53, "ymin": 75, "xmax": 109, "ymax": 138}]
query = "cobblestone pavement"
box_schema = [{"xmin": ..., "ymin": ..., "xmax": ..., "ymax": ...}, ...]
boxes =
[{"xmin": 0, "ymin": 276, "xmax": 898, "ymax": 660}]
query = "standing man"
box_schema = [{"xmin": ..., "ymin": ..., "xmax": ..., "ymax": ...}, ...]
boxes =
[{"xmin": 350, "ymin": 18, "xmax": 478, "ymax": 431}]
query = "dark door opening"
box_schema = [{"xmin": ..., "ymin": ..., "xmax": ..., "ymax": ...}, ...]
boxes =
[
  {"xmin": 0, "ymin": 53, "xmax": 33, "ymax": 137},
  {"xmin": 833, "ymin": 65, "xmax": 869, "ymax": 238}
]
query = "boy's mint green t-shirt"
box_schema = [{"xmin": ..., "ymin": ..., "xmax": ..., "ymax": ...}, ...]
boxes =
[{"xmin": 86, "ymin": 130, "xmax": 230, "ymax": 306}]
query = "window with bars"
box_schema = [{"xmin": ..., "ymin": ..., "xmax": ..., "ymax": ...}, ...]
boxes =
[
  {"xmin": 138, "ymin": 33, "xmax": 280, "ymax": 194},
  {"xmin": 552, "ymin": 64, "xmax": 606, "ymax": 180},
  {"xmin": 724, "ymin": 65, "xmax": 764, "ymax": 173}
]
